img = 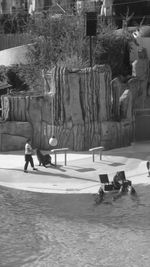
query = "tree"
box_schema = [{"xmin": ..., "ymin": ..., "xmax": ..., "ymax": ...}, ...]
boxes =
[
  {"xmin": 3, "ymin": 13, "xmax": 133, "ymax": 92},
  {"xmin": 27, "ymin": 14, "xmax": 88, "ymax": 70},
  {"xmin": 113, "ymin": 0, "xmax": 150, "ymax": 27},
  {"xmin": 94, "ymin": 32, "xmax": 132, "ymax": 78}
]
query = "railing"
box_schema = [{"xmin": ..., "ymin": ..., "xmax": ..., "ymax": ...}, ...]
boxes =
[
  {"xmin": 89, "ymin": 146, "xmax": 104, "ymax": 162},
  {"xmin": 50, "ymin": 148, "xmax": 69, "ymax": 166}
]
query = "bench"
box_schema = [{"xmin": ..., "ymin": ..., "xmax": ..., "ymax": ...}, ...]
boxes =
[
  {"xmin": 89, "ymin": 146, "xmax": 104, "ymax": 162},
  {"xmin": 50, "ymin": 148, "xmax": 69, "ymax": 166}
]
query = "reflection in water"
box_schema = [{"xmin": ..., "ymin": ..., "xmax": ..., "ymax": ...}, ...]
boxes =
[{"xmin": 1, "ymin": 185, "xmax": 150, "ymax": 267}]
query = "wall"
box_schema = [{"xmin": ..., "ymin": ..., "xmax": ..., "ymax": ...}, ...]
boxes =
[
  {"xmin": 0, "ymin": 34, "xmax": 32, "ymax": 51},
  {"xmin": 0, "ymin": 65, "xmax": 134, "ymax": 151},
  {"xmin": 0, "ymin": 121, "xmax": 32, "ymax": 151},
  {"xmin": 0, "ymin": 44, "xmax": 33, "ymax": 66}
]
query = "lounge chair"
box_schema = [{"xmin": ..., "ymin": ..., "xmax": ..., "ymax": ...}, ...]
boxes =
[
  {"xmin": 99, "ymin": 174, "xmax": 114, "ymax": 191},
  {"xmin": 115, "ymin": 171, "xmax": 132, "ymax": 186}
]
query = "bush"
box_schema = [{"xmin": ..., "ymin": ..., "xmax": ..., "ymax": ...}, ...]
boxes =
[
  {"xmin": 0, "ymin": 12, "xmax": 29, "ymax": 33},
  {"xmin": 7, "ymin": 67, "xmax": 28, "ymax": 91},
  {"xmin": 27, "ymin": 14, "xmax": 132, "ymax": 78},
  {"xmin": 0, "ymin": 65, "xmax": 31, "ymax": 92},
  {"xmin": 0, "ymin": 14, "xmax": 134, "ymax": 93},
  {"xmin": 27, "ymin": 14, "xmax": 88, "ymax": 70},
  {"xmin": 0, "ymin": 65, "xmax": 7, "ymax": 82},
  {"xmin": 94, "ymin": 33, "xmax": 132, "ymax": 78}
]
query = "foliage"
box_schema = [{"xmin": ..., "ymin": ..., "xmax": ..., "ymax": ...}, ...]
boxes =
[
  {"xmin": 57, "ymin": 54, "xmax": 89, "ymax": 69},
  {"xmin": 26, "ymin": 14, "xmax": 89, "ymax": 70},
  {"xmin": 27, "ymin": 13, "xmax": 133, "ymax": 78},
  {"xmin": 0, "ymin": 13, "xmax": 135, "ymax": 92},
  {"xmin": 0, "ymin": 11, "xmax": 29, "ymax": 33},
  {"xmin": 113, "ymin": 0, "xmax": 150, "ymax": 27},
  {"xmin": 0, "ymin": 64, "xmax": 37, "ymax": 92},
  {"xmin": 94, "ymin": 32, "xmax": 132, "ymax": 78},
  {"xmin": 0, "ymin": 65, "xmax": 7, "ymax": 82},
  {"xmin": 6, "ymin": 65, "xmax": 30, "ymax": 91}
]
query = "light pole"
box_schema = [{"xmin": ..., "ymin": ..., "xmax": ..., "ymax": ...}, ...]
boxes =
[{"xmin": 86, "ymin": 12, "xmax": 97, "ymax": 67}]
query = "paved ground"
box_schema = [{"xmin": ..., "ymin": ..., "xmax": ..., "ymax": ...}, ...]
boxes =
[{"xmin": 0, "ymin": 141, "xmax": 150, "ymax": 194}]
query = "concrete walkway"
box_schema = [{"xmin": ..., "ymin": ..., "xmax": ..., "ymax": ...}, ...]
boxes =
[{"xmin": 0, "ymin": 142, "xmax": 150, "ymax": 193}]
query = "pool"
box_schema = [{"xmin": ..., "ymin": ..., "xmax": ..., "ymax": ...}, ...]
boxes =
[{"xmin": 1, "ymin": 184, "xmax": 150, "ymax": 267}]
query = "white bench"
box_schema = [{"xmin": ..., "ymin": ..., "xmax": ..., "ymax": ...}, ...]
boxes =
[
  {"xmin": 50, "ymin": 148, "xmax": 69, "ymax": 166},
  {"xmin": 89, "ymin": 146, "xmax": 104, "ymax": 162}
]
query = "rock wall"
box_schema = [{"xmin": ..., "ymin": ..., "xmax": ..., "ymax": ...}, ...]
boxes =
[
  {"xmin": 111, "ymin": 76, "xmax": 141, "ymax": 121},
  {"xmin": 1, "ymin": 65, "xmax": 134, "ymax": 151},
  {"xmin": 0, "ymin": 121, "xmax": 32, "ymax": 151}
]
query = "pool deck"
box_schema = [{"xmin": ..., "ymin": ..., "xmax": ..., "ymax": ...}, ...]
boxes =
[{"xmin": 0, "ymin": 142, "xmax": 150, "ymax": 193}]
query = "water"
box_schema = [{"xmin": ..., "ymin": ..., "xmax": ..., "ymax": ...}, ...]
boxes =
[{"xmin": 1, "ymin": 184, "xmax": 150, "ymax": 267}]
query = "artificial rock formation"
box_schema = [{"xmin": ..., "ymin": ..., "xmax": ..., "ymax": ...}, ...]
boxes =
[
  {"xmin": 1, "ymin": 64, "xmax": 134, "ymax": 151},
  {"xmin": 132, "ymin": 48, "xmax": 149, "ymax": 107},
  {"xmin": 0, "ymin": 121, "xmax": 32, "ymax": 151},
  {"xmin": 111, "ymin": 75, "xmax": 141, "ymax": 121}
]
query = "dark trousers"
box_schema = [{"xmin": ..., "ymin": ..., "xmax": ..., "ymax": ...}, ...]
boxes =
[{"xmin": 24, "ymin": 154, "xmax": 34, "ymax": 170}]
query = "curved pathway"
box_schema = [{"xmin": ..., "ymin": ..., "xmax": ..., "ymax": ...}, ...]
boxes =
[{"xmin": 0, "ymin": 142, "xmax": 150, "ymax": 193}]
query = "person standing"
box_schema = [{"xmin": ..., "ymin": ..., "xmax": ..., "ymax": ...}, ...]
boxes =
[{"xmin": 24, "ymin": 138, "xmax": 37, "ymax": 173}]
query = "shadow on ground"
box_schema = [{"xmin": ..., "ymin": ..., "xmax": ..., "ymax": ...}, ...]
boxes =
[{"xmin": 0, "ymin": 168, "xmax": 98, "ymax": 182}]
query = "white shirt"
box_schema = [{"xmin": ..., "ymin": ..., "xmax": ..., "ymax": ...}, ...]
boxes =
[{"xmin": 25, "ymin": 143, "xmax": 32, "ymax": 155}]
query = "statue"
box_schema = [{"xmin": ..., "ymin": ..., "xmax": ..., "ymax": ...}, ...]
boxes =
[
  {"xmin": 120, "ymin": 89, "xmax": 132, "ymax": 120},
  {"xmin": 111, "ymin": 75, "xmax": 141, "ymax": 120},
  {"xmin": 132, "ymin": 48, "xmax": 149, "ymax": 107}
]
